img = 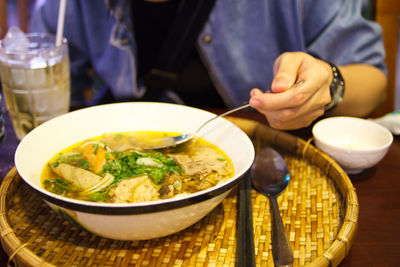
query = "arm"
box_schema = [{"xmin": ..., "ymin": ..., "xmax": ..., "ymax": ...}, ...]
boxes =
[
  {"xmin": 249, "ymin": 52, "xmax": 387, "ymax": 130},
  {"xmin": 249, "ymin": 0, "xmax": 387, "ymax": 130},
  {"xmin": 333, "ymin": 64, "xmax": 387, "ymax": 116}
]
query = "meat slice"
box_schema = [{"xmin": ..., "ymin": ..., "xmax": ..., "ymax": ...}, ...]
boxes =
[
  {"xmin": 50, "ymin": 163, "xmax": 103, "ymax": 190},
  {"xmin": 170, "ymin": 147, "xmax": 228, "ymax": 176},
  {"xmin": 110, "ymin": 174, "xmax": 159, "ymax": 203}
]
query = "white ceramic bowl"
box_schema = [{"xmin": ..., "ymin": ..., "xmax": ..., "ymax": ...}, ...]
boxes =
[
  {"xmin": 15, "ymin": 102, "xmax": 255, "ymax": 240},
  {"xmin": 312, "ymin": 116, "xmax": 393, "ymax": 174}
]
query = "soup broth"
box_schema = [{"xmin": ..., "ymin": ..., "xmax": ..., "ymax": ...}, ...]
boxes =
[{"xmin": 41, "ymin": 131, "xmax": 234, "ymax": 203}]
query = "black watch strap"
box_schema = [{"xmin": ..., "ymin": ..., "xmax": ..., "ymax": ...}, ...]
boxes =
[{"xmin": 325, "ymin": 62, "xmax": 345, "ymax": 111}]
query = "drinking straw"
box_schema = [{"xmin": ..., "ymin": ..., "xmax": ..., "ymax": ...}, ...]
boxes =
[{"xmin": 56, "ymin": 0, "xmax": 67, "ymax": 46}]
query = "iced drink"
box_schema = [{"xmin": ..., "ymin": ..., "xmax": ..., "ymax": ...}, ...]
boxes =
[{"xmin": 0, "ymin": 31, "xmax": 70, "ymax": 140}]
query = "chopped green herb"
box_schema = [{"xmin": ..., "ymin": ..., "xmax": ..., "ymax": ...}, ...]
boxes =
[
  {"xmin": 88, "ymin": 190, "xmax": 111, "ymax": 202},
  {"xmin": 173, "ymin": 181, "xmax": 181, "ymax": 189},
  {"xmin": 217, "ymin": 157, "xmax": 226, "ymax": 161},
  {"xmin": 77, "ymin": 159, "xmax": 90, "ymax": 170},
  {"xmin": 102, "ymin": 151, "xmax": 181, "ymax": 184},
  {"xmin": 93, "ymin": 144, "xmax": 99, "ymax": 154},
  {"xmin": 53, "ymin": 153, "xmax": 90, "ymax": 169},
  {"xmin": 43, "ymin": 178, "xmax": 76, "ymax": 196}
]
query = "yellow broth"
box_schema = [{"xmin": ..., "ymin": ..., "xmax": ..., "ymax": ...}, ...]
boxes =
[{"xmin": 41, "ymin": 131, "xmax": 234, "ymax": 203}]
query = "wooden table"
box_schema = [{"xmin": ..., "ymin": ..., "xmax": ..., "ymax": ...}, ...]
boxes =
[{"xmin": 0, "ymin": 107, "xmax": 399, "ymax": 266}]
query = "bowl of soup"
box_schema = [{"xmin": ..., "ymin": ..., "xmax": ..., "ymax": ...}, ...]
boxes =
[{"xmin": 15, "ymin": 102, "xmax": 255, "ymax": 240}]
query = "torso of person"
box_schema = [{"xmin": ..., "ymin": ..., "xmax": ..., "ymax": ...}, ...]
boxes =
[{"xmin": 132, "ymin": 0, "xmax": 226, "ymax": 108}]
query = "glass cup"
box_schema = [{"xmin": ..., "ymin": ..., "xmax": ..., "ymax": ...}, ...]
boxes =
[{"xmin": 0, "ymin": 32, "xmax": 70, "ymax": 140}]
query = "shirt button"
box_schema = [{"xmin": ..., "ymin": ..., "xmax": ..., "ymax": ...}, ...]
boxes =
[{"xmin": 202, "ymin": 34, "xmax": 212, "ymax": 44}]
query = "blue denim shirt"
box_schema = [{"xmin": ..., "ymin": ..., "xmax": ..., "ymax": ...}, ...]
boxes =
[{"xmin": 30, "ymin": 0, "xmax": 386, "ymax": 108}]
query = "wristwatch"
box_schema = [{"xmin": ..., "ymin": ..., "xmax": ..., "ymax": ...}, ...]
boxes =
[{"xmin": 325, "ymin": 61, "xmax": 345, "ymax": 111}]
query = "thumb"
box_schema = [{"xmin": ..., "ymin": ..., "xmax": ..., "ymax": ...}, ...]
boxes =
[{"xmin": 272, "ymin": 53, "xmax": 302, "ymax": 93}]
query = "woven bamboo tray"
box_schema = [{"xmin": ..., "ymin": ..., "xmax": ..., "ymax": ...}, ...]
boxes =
[{"xmin": 0, "ymin": 117, "xmax": 358, "ymax": 267}]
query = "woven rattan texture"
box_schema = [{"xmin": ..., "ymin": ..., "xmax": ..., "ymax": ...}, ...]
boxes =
[{"xmin": 0, "ymin": 117, "xmax": 355, "ymax": 267}]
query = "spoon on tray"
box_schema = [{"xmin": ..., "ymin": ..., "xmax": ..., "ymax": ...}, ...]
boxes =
[
  {"xmin": 251, "ymin": 147, "xmax": 293, "ymax": 266},
  {"xmin": 144, "ymin": 81, "xmax": 304, "ymax": 150}
]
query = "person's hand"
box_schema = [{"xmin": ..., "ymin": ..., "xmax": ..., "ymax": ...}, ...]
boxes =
[{"xmin": 249, "ymin": 52, "xmax": 333, "ymax": 129}]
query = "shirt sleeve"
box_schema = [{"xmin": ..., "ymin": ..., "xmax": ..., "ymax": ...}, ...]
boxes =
[
  {"xmin": 302, "ymin": 0, "xmax": 387, "ymax": 74},
  {"xmin": 29, "ymin": 0, "xmax": 93, "ymax": 106}
]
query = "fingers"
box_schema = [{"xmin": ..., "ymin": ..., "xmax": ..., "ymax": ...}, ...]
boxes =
[
  {"xmin": 267, "ymin": 106, "xmax": 325, "ymax": 129},
  {"xmin": 251, "ymin": 87, "xmax": 325, "ymax": 129},
  {"xmin": 250, "ymin": 83, "xmax": 328, "ymax": 129},
  {"xmin": 249, "ymin": 52, "xmax": 333, "ymax": 129},
  {"xmin": 272, "ymin": 52, "xmax": 304, "ymax": 93},
  {"xmin": 250, "ymin": 81, "xmax": 311, "ymax": 112},
  {"xmin": 249, "ymin": 88, "xmax": 269, "ymax": 109}
]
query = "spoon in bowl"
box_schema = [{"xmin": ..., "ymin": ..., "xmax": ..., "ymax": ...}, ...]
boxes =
[
  {"xmin": 143, "ymin": 81, "xmax": 304, "ymax": 150},
  {"xmin": 251, "ymin": 147, "xmax": 293, "ymax": 266},
  {"xmin": 142, "ymin": 103, "xmax": 252, "ymax": 150}
]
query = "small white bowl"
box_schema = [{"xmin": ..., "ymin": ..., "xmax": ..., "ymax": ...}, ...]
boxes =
[
  {"xmin": 312, "ymin": 116, "xmax": 393, "ymax": 174},
  {"xmin": 15, "ymin": 102, "xmax": 255, "ymax": 240}
]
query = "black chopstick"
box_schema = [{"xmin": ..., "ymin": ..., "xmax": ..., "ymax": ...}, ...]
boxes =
[{"xmin": 237, "ymin": 172, "xmax": 255, "ymax": 267}]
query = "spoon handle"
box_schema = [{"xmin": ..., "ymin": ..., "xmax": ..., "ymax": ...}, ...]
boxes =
[
  {"xmin": 196, "ymin": 80, "xmax": 304, "ymax": 134},
  {"xmin": 270, "ymin": 196, "xmax": 294, "ymax": 266},
  {"xmin": 196, "ymin": 103, "xmax": 251, "ymax": 133}
]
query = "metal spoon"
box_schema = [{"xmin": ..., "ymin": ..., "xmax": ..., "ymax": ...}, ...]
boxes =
[
  {"xmin": 251, "ymin": 147, "xmax": 293, "ymax": 266},
  {"xmin": 144, "ymin": 80, "xmax": 304, "ymax": 150},
  {"xmin": 143, "ymin": 103, "xmax": 251, "ymax": 149}
]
